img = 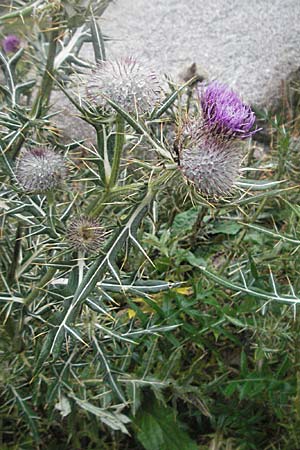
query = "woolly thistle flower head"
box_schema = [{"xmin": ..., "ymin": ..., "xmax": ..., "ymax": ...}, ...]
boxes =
[
  {"xmin": 179, "ymin": 125, "xmax": 242, "ymax": 197},
  {"xmin": 199, "ymin": 82, "xmax": 258, "ymax": 139},
  {"xmin": 15, "ymin": 148, "xmax": 66, "ymax": 193},
  {"xmin": 85, "ymin": 57, "xmax": 160, "ymax": 114},
  {"xmin": 67, "ymin": 216, "xmax": 105, "ymax": 253},
  {"xmin": 2, "ymin": 35, "xmax": 21, "ymax": 53}
]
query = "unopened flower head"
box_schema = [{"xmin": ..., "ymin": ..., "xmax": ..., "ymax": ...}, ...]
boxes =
[
  {"xmin": 2, "ymin": 35, "xmax": 20, "ymax": 53},
  {"xmin": 67, "ymin": 216, "xmax": 105, "ymax": 253},
  {"xmin": 15, "ymin": 147, "xmax": 66, "ymax": 193},
  {"xmin": 85, "ymin": 57, "xmax": 160, "ymax": 114},
  {"xmin": 199, "ymin": 82, "xmax": 258, "ymax": 139},
  {"xmin": 179, "ymin": 124, "xmax": 242, "ymax": 196}
]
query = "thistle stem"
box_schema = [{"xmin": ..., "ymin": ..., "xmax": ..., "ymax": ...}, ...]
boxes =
[
  {"xmin": 78, "ymin": 251, "xmax": 85, "ymax": 285},
  {"xmin": 11, "ymin": 11, "xmax": 62, "ymax": 159},
  {"xmin": 108, "ymin": 114, "xmax": 125, "ymax": 189},
  {"xmin": 46, "ymin": 191, "xmax": 58, "ymax": 236},
  {"xmin": 7, "ymin": 223, "xmax": 23, "ymax": 286},
  {"xmin": 86, "ymin": 115, "xmax": 125, "ymax": 218},
  {"xmin": 24, "ymin": 266, "xmax": 57, "ymax": 307}
]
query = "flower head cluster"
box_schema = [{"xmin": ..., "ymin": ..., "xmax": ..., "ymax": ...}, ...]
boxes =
[
  {"xmin": 67, "ymin": 216, "xmax": 105, "ymax": 253},
  {"xmin": 85, "ymin": 57, "xmax": 160, "ymax": 114},
  {"xmin": 15, "ymin": 147, "xmax": 66, "ymax": 193},
  {"xmin": 199, "ymin": 82, "xmax": 258, "ymax": 139},
  {"xmin": 2, "ymin": 35, "xmax": 20, "ymax": 53},
  {"xmin": 179, "ymin": 82, "xmax": 259, "ymax": 197}
]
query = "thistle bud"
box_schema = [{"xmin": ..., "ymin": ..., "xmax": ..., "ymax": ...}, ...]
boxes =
[
  {"xmin": 85, "ymin": 57, "xmax": 160, "ymax": 114},
  {"xmin": 179, "ymin": 126, "xmax": 242, "ymax": 197},
  {"xmin": 67, "ymin": 216, "xmax": 105, "ymax": 253},
  {"xmin": 15, "ymin": 148, "xmax": 66, "ymax": 193}
]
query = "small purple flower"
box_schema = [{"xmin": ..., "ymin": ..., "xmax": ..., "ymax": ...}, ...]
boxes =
[
  {"xmin": 2, "ymin": 35, "xmax": 21, "ymax": 54},
  {"xmin": 199, "ymin": 82, "xmax": 258, "ymax": 139}
]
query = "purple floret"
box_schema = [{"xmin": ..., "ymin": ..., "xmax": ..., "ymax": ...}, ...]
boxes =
[
  {"xmin": 199, "ymin": 82, "xmax": 258, "ymax": 139},
  {"xmin": 2, "ymin": 35, "xmax": 20, "ymax": 53}
]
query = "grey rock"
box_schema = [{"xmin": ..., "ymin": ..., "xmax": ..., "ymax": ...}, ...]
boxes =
[
  {"xmin": 95, "ymin": 0, "xmax": 300, "ymax": 108},
  {"xmin": 54, "ymin": 0, "xmax": 300, "ymax": 142}
]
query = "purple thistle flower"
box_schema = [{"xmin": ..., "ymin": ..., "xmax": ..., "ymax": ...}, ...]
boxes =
[
  {"xmin": 179, "ymin": 123, "xmax": 242, "ymax": 196},
  {"xmin": 199, "ymin": 82, "xmax": 258, "ymax": 139},
  {"xmin": 2, "ymin": 35, "xmax": 21, "ymax": 54},
  {"xmin": 15, "ymin": 147, "xmax": 66, "ymax": 193}
]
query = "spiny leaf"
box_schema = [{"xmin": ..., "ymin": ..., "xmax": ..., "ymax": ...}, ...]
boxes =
[
  {"xmin": 93, "ymin": 337, "xmax": 126, "ymax": 403},
  {"xmin": 10, "ymin": 386, "xmax": 40, "ymax": 442},
  {"xmin": 90, "ymin": 15, "xmax": 106, "ymax": 62},
  {"xmin": 37, "ymin": 189, "xmax": 155, "ymax": 365},
  {"xmin": 150, "ymin": 76, "xmax": 198, "ymax": 120}
]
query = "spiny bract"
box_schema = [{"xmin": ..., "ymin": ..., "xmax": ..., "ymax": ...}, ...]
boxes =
[
  {"xmin": 15, "ymin": 147, "xmax": 66, "ymax": 193},
  {"xmin": 85, "ymin": 57, "xmax": 160, "ymax": 114},
  {"xmin": 67, "ymin": 216, "xmax": 106, "ymax": 253},
  {"xmin": 179, "ymin": 129, "xmax": 242, "ymax": 196}
]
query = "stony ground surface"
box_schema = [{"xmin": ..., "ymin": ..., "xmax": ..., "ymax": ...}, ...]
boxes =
[{"xmin": 54, "ymin": 0, "xmax": 300, "ymax": 141}]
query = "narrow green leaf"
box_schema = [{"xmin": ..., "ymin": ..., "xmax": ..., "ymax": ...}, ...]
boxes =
[
  {"xmin": 241, "ymin": 222, "xmax": 300, "ymax": 245},
  {"xmin": 200, "ymin": 267, "xmax": 300, "ymax": 305},
  {"xmin": 151, "ymin": 76, "xmax": 198, "ymax": 120},
  {"xmin": 90, "ymin": 16, "xmax": 106, "ymax": 62},
  {"xmin": 98, "ymin": 279, "xmax": 179, "ymax": 294},
  {"xmin": 93, "ymin": 337, "xmax": 126, "ymax": 403},
  {"xmin": 71, "ymin": 394, "xmax": 130, "ymax": 433},
  {"xmin": 10, "ymin": 386, "xmax": 40, "ymax": 442},
  {"xmin": 45, "ymin": 189, "xmax": 154, "ymax": 360}
]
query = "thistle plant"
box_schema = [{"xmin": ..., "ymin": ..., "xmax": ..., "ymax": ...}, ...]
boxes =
[
  {"xmin": 178, "ymin": 82, "xmax": 259, "ymax": 196},
  {"xmin": 2, "ymin": 1, "xmax": 299, "ymax": 449}
]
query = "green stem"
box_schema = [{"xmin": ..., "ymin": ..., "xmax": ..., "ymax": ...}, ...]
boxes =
[
  {"xmin": 34, "ymin": 13, "xmax": 62, "ymax": 110},
  {"xmin": 24, "ymin": 266, "xmax": 57, "ymax": 307},
  {"xmin": 46, "ymin": 191, "xmax": 58, "ymax": 235},
  {"xmin": 0, "ymin": 0, "xmax": 44, "ymax": 24},
  {"xmin": 11, "ymin": 11, "xmax": 62, "ymax": 159},
  {"xmin": 86, "ymin": 115, "xmax": 125, "ymax": 217},
  {"xmin": 95, "ymin": 125, "xmax": 107, "ymax": 185},
  {"xmin": 7, "ymin": 223, "xmax": 23, "ymax": 286},
  {"xmin": 108, "ymin": 114, "xmax": 125, "ymax": 188},
  {"xmin": 189, "ymin": 206, "xmax": 208, "ymax": 248},
  {"xmin": 86, "ymin": 190, "xmax": 110, "ymax": 218}
]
